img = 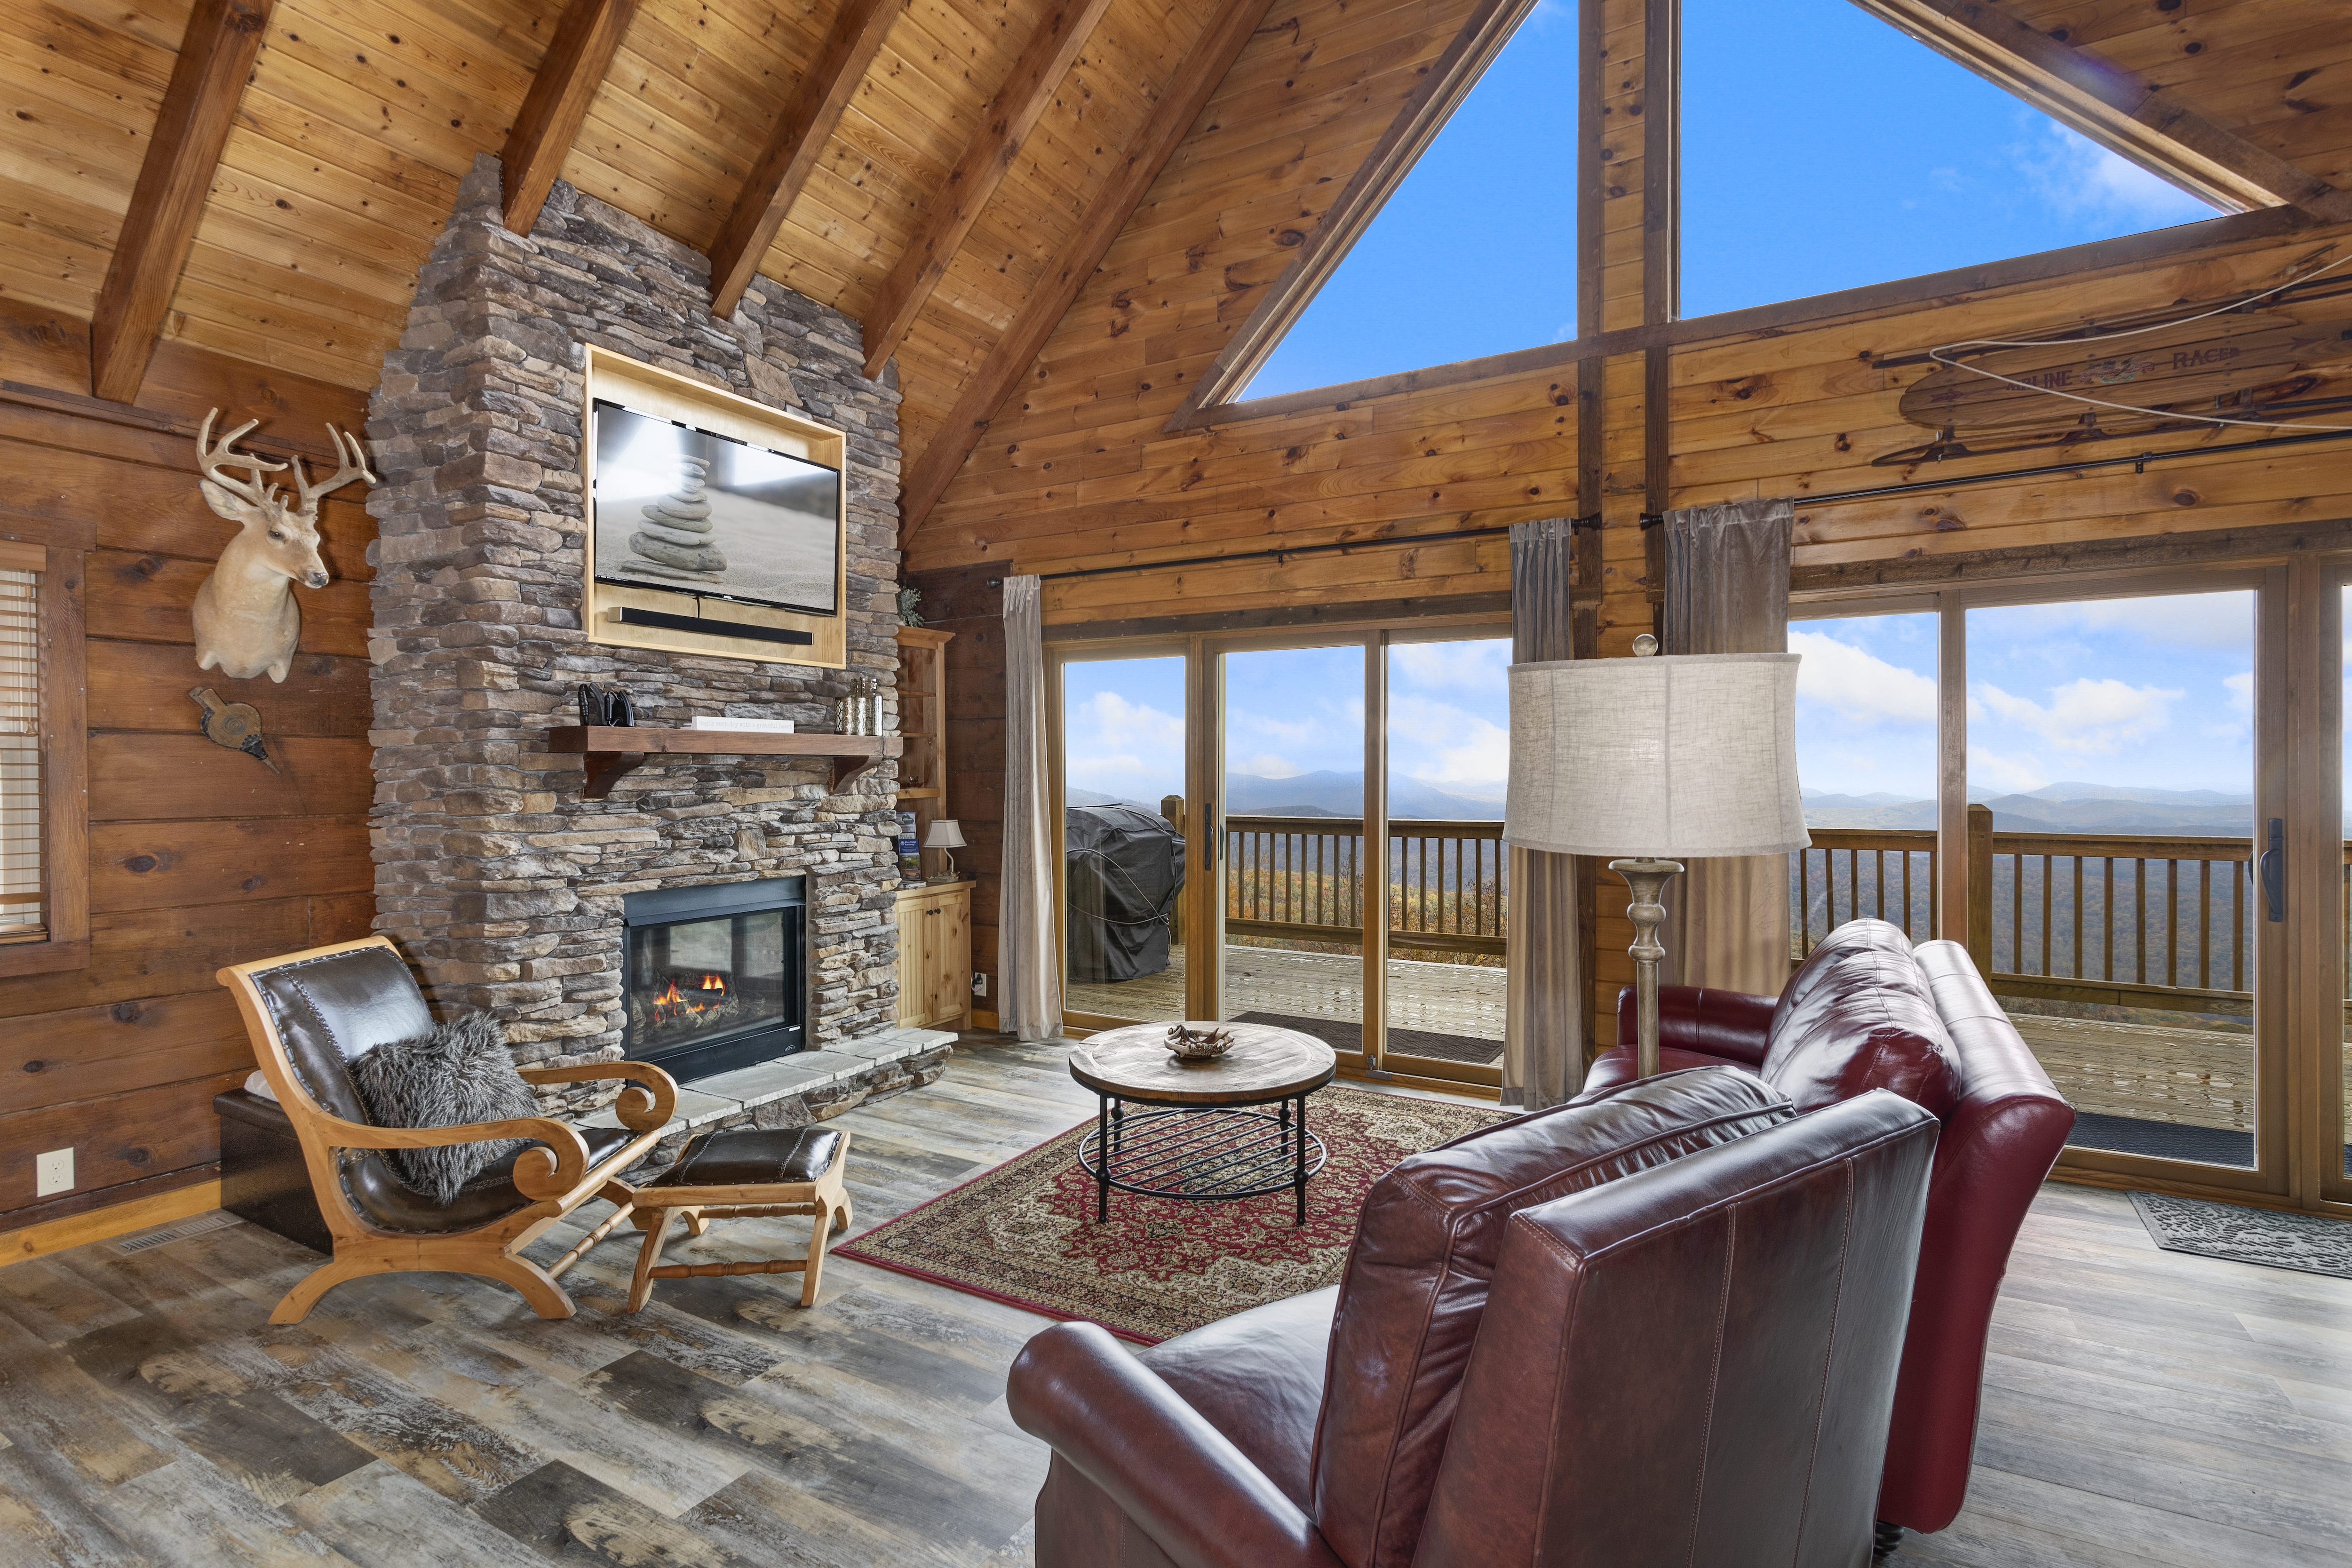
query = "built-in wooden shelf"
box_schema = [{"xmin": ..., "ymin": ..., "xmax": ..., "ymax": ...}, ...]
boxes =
[{"xmin": 546, "ymin": 726, "xmax": 903, "ymax": 799}]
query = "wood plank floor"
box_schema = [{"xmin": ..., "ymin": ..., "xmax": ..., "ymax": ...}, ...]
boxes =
[{"xmin": 0, "ymin": 1039, "xmax": 2346, "ymax": 1567}]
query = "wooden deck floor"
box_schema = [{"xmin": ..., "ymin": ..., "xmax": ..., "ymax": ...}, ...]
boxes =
[
  {"xmin": 1, "ymin": 1041, "xmax": 2348, "ymax": 1567},
  {"xmin": 1065, "ymin": 942, "xmax": 1507, "ymax": 1044},
  {"xmin": 1067, "ymin": 946, "xmax": 2313, "ymax": 1134}
]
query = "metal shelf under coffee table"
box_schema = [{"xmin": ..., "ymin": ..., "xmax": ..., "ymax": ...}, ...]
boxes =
[{"xmin": 1067, "ymin": 1022, "xmax": 1337, "ymax": 1225}]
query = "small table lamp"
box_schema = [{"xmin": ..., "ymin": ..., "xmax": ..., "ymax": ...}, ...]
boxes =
[
  {"xmin": 923, "ymin": 819, "xmax": 967, "ymax": 884},
  {"xmin": 1504, "ymin": 636, "xmax": 1809, "ymax": 1080}
]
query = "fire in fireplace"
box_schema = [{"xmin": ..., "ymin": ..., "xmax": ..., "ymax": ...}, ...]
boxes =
[{"xmin": 621, "ymin": 876, "xmax": 805, "ymax": 1081}]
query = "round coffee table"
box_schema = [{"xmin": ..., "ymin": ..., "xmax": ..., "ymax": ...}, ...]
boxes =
[{"xmin": 1067, "ymin": 1022, "xmax": 1337, "ymax": 1225}]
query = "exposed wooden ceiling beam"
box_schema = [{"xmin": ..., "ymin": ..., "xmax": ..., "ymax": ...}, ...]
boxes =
[
  {"xmin": 709, "ymin": 0, "xmax": 903, "ymax": 319},
  {"xmin": 860, "ymin": 0, "xmax": 1118, "ymax": 381},
  {"xmin": 90, "ymin": 0, "xmax": 274, "ymax": 405},
  {"xmin": 898, "ymin": 0, "xmax": 1273, "ymax": 547},
  {"xmin": 1850, "ymin": 0, "xmax": 2352, "ymax": 224},
  {"xmin": 499, "ymin": 0, "xmax": 639, "ymax": 236}
]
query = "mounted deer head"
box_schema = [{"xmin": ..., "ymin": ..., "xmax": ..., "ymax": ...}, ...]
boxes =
[{"xmin": 190, "ymin": 409, "xmax": 376, "ymax": 682}]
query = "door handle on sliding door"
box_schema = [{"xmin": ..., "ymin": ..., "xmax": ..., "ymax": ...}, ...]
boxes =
[{"xmin": 2258, "ymin": 817, "xmax": 2284, "ymax": 923}]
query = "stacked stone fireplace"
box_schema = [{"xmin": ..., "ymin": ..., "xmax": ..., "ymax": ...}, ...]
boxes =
[{"xmin": 365, "ymin": 155, "xmax": 946, "ymax": 1135}]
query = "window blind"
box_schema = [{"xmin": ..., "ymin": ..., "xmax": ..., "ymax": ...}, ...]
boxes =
[{"xmin": 0, "ymin": 564, "xmax": 40, "ymax": 941}]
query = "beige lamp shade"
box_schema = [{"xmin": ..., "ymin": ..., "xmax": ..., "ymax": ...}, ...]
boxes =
[
  {"xmin": 1505, "ymin": 652, "xmax": 1810, "ymax": 859},
  {"xmin": 924, "ymin": 819, "xmax": 968, "ymax": 851}
]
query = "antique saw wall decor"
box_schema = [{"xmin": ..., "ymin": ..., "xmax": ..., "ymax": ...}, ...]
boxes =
[{"xmin": 1876, "ymin": 274, "xmax": 2352, "ymax": 466}]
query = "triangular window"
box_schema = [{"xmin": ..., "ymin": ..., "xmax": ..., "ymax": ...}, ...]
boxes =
[
  {"xmin": 1680, "ymin": 0, "xmax": 2225, "ymax": 318},
  {"xmin": 1238, "ymin": 3, "xmax": 1578, "ymax": 402}
]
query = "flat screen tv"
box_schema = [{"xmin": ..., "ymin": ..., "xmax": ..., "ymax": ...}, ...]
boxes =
[{"xmin": 590, "ymin": 398, "xmax": 842, "ymax": 618}]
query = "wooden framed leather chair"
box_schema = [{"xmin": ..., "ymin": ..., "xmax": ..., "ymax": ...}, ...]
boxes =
[{"xmin": 217, "ymin": 935, "xmax": 679, "ymax": 1324}]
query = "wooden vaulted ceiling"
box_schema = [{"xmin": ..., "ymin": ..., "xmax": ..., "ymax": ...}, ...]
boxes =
[
  {"xmin": 6, "ymin": 0, "xmax": 2352, "ymax": 549},
  {"xmin": 0, "ymin": 0, "xmax": 1242, "ymax": 471}
]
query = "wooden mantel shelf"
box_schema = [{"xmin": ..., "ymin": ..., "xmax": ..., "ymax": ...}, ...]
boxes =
[{"xmin": 545, "ymin": 726, "xmax": 903, "ymax": 799}]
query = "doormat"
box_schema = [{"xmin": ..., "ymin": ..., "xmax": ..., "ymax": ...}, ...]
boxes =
[
  {"xmin": 1232, "ymin": 1011, "xmax": 1502, "ymax": 1067},
  {"xmin": 2129, "ymin": 1190, "xmax": 2352, "ymax": 1281},
  {"xmin": 835, "ymin": 1082, "xmax": 1506, "ymax": 1343}
]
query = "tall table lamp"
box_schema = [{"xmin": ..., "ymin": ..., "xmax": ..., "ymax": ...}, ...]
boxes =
[
  {"xmin": 923, "ymin": 819, "xmax": 967, "ymax": 883},
  {"xmin": 1504, "ymin": 636, "xmax": 1809, "ymax": 1081}
]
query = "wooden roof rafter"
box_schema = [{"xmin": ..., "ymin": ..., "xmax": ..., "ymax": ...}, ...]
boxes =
[
  {"xmin": 1160, "ymin": 0, "xmax": 1540, "ymax": 434},
  {"xmin": 89, "ymin": 0, "xmax": 275, "ymax": 405},
  {"xmin": 499, "ymin": 0, "xmax": 641, "ymax": 237},
  {"xmin": 860, "ymin": 0, "xmax": 1120, "ymax": 382},
  {"xmin": 895, "ymin": 0, "xmax": 1277, "ymax": 548},
  {"xmin": 1848, "ymin": 0, "xmax": 2352, "ymax": 225},
  {"xmin": 709, "ymin": 0, "xmax": 908, "ymax": 320}
]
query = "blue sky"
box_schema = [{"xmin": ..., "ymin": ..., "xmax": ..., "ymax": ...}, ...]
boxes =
[
  {"xmin": 1793, "ymin": 593, "xmax": 2256, "ymax": 804},
  {"xmin": 1063, "ymin": 605, "xmax": 2254, "ymax": 822},
  {"xmin": 1061, "ymin": 640, "xmax": 1512, "ymax": 808},
  {"xmin": 1245, "ymin": 0, "xmax": 2218, "ymax": 399}
]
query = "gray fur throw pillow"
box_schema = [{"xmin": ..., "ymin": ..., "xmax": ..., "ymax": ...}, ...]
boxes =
[{"xmin": 350, "ymin": 1013, "xmax": 540, "ymax": 1205}]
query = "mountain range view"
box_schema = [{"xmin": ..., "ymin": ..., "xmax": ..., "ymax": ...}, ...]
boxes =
[
  {"xmin": 1071, "ymin": 769, "xmax": 1506, "ymax": 821},
  {"xmin": 1073, "ymin": 775, "xmax": 2272, "ymax": 834},
  {"xmin": 1802, "ymin": 781, "xmax": 2260, "ymax": 836}
]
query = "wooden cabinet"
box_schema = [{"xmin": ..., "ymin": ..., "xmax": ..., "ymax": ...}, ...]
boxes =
[
  {"xmin": 895, "ymin": 626, "xmax": 954, "ymax": 880},
  {"xmin": 895, "ymin": 881, "xmax": 971, "ymax": 1029}
]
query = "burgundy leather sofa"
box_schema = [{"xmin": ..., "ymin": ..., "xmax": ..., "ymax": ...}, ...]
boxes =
[
  {"xmin": 1008, "ymin": 1067, "xmax": 1941, "ymax": 1568},
  {"xmin": 1592, "ymin": 918, "xmax": 2075, "ymax": 1547}
]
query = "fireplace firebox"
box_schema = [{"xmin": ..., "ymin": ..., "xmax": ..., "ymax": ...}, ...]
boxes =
[{"xmin": 621, "ymin": 877, "xmax": 806, "ymax": 1081}]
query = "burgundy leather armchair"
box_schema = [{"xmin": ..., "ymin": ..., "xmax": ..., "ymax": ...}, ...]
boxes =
[
  {"xmin": 1009, "ymin": 1069, "xmax": 1941, "ymax": 1568},
  {"xmin": 1596, "ymin": 920, "xmax": 2076, "ymax": 1545}
]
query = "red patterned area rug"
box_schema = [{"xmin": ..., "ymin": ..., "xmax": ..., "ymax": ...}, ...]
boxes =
[{"xmin": 835, "ymin": 1084, "xmax": 1505, "ymax": 1344}]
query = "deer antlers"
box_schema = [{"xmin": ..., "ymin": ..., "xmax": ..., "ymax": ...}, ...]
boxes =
[
  {"xmin": 195, "ymin": 409, "xmax": 288, "ymax": 509},
  {"xmin": 195, "ymin": 410, "xmax": 377, "ymax": 514},
  {"xmin": 293, "ymin": 424, "xmax": 378, "ymax": 508}
]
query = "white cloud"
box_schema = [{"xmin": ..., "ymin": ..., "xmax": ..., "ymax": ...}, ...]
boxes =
[
  {"xmin": 1065, "ymin": 692, "xmax": 1185, "ymax": 796},
  {"xmin": 1968, "ymin": 745, "xmax": 2049, "ymax": 795},
  {"xmin": 1790, "ymin": 629, "xmax": 1937, "ymax": 725},
  {"xmin": 1975, "ymin": 677, "xmax": 2181, "ymax": 754},
  {"xmin": 1391, "ymin": 640, "xmax": 1510, "ymax": 691},
  {"xmin": 2009, "ymin": 122, "xmax": 2218, "ymax": 226},
  {"xmin": 1389, "ymin": 693, "xmax": 1509, "ymax": 799},
  {"xmin": 2010, "ymin": 591, "xmax": 2252, "ymax": 651},
  {"xmin": 1233, "ymin": 752, "xmax": 1301, "ymax": 780},
  {"xmin": 2223, "ymin": 670, "xmax": 2254, "ymax": 717}
]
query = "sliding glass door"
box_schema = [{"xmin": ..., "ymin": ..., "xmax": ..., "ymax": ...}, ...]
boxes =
[
  {"xmin": 1382, "ymin": 635, "xmax": 1510, "ymax": 1077},
  {"xmin": 1966, "ymin": 589, "xmax": 2272, "ymax": 1179},
  {"xmin": 1800, "ymin": 572, "xmax": 2290, "ymax": 1198},
  {"xmin": 1055, "ymin": 649, "xmax": 1191, "ymax": 1027},
  {"xmin": 1217, "ymin": 643, "xmax": 1370, "ymax": 1059}
]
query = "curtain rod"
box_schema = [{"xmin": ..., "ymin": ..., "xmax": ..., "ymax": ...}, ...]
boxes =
[
  {"xmin": 984, "ymin": 523, "xmax": 1515, "ymax": 587},
  {"xmin": 979, "ymin": 426, "xmax": 2352, "ymax": 587}
]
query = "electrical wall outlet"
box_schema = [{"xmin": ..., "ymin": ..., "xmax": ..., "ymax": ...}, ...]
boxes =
[
  {"xmin": 971, "ymin": 971, "xmax": 988, "ymax": 998},
  {"xmin": 34, "ymin": 1147, "xmax": 73, "ymax": 1198}
]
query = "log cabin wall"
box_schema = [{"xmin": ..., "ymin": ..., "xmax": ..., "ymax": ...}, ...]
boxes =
[
  {"xmin": 903, "ymin": 0, "xmax": 2352, "ymax": 1047},
  {"xmin": 0, "ymin": 300, "xmax": 375, "ymax": 1238}
]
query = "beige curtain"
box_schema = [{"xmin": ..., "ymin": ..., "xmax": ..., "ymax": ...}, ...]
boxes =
[
  {"xmin": 1663, "ymin": 498, "xmax": 1795, "ymax": 998},
  {"xmin": 1504, "ymin": 517, "xmax": 1582, "ymax": 1107},
  {"xmin": 999, "ymin": 575, "xmax": 1064, "ymax": 1040}
]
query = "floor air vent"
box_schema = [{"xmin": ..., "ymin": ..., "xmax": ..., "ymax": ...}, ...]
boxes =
[{"xmin": 113, "ymin": 1212, "xmax": 241, "ymax": 1255}]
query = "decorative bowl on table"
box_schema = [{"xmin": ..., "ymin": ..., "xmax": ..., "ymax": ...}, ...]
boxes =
[{"xmin": 1165, "ymin": 1024, "xmax": 1237, "ymax": 1063}]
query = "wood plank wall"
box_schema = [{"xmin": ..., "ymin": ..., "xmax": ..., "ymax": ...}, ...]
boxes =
[
  {"xmin": 0, "ymin": 298, "xmax": 375, "ymax": 1234},
  {"xmin": 905, "ymin": 0, "xmax": 2352, "ymax": 1051}
]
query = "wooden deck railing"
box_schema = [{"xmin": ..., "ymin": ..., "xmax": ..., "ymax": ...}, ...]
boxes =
[
  {"xmin": 1223, "ymin": 814, "xmax": 1506, "ymax": 957},
  {"xmin": 1205, "ymin": 806, "xmax": 2343, "ymax": 1009},
  {"xmin": 1797, "ymin": 810, "xmax": 2276, "ymax": 1016}
]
